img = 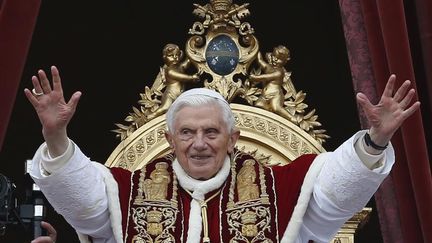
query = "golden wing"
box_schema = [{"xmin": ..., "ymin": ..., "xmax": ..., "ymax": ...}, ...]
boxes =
[
  {"xmin": 282, "ymin": 68, "xmax": 296, "ymax": 99},
  {"xmin": 150, "ymin": 66, "xmax": 166, "ymax": 97}
]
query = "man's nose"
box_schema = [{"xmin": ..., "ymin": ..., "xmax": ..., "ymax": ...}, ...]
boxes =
[{"xmin": 192, "ymin": 134, "xmax": 207, "ymax": 150}]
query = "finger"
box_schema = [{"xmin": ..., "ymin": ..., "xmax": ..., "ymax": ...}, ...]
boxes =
[
  {"xmin": 401, "ymin": 101, "xmax": 421, "ymax": 121},
  {"xmin": 67, "ymin": 91, "xmax": 82, "ymax": 111},
  {"xmin": 41, "ymin": 221, "xmax": 57, "ymax": 235},
  {"xmin": 356, "ymin": 92, "xmax": 374, "ymax": 110},
  {"xmin": 38, "ymin": 69, "xmax": 53, "ymax": 94},
  {"xmin": 31, "ymin": 75, "xmax": 43, "ymax": 94},
  {"xmin": 393, "ymin": 80, "xmax": 411, "ymax": 102},
  {"xmin": 31, "ymin": 236, "xmax": 53, "ymax": 243},
  {"xmin": 382, "ymin": 74, "xmax": 396, "ymax": 98},
  {"xmin": 399, "ymin": 89, "xmax": 415, "ymax": 109},
  {"xmin": 51, "ymin": 66, "xmax": 63, "ymax": 93},
  {"xmin": 24, "ymin": 88, "xmax": 40, "ymax": 107}
]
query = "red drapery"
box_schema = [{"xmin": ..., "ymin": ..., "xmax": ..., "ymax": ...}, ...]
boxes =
[
  {"xmin": 339, "ymin": 0, "xmax": 432, "ymax": 242},
  {"xmin": 0, "ymin": 0, "xmax": 41, "ymax": 150}
]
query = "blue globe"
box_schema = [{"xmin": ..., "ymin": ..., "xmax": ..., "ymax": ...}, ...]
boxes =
[{"xmin": 206, "ymin": 35, "xmax": 239, "ymax": 76}]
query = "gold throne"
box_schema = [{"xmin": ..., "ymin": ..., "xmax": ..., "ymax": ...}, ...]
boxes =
[{"xmin": 105, "ymin": 1, "xmax": 371, "ymax": 242}]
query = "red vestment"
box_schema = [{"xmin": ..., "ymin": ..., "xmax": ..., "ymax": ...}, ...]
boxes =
[{"xmin": 110, "ymin": 152, "xmax": 316, "ymax": 242}]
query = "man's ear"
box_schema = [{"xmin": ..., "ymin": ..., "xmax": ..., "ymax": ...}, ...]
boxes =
[
  {"xmin": 228, "ymin": 129, "xmax": 240, "ymax": 153},
  {"xmin": 165, "ymin": 131, "xmax": 175, "ymax": 150}
]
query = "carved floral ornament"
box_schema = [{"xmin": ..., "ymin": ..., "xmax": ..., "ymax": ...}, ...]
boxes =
[{"xmin": 108, "ymin": 0, "xmax": 329, "ymax": 169}]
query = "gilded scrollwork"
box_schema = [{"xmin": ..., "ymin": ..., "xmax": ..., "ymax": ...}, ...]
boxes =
[{"xmin": 112, "ymin": 0, "xmax": 328, "ymax": 145}]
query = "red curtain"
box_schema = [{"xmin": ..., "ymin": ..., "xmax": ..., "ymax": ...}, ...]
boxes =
[
  {"xmin": 339, "ymin": 0, "xmax": 432, "ymax": 242},
  {"xmin": 0, "ymin": 0, "xmax": 41, "ymax": 150}
]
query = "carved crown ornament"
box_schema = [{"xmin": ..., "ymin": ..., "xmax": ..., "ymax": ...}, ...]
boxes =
[{"xmin": 107, "ymin": 0, "xmax": 329, "ymax": 169}]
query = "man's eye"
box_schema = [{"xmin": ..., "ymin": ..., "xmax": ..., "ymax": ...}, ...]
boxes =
[
  {"xmin": 180, "ymin": 129, "xmax": 192, "ymax": 135},
  {"xmin": 180, "ymin": 130, "xmax": 188, "ymax": 134},
  {"xmin": 206, "ymin": 129, "xmax": 218, "ymax": 137}
]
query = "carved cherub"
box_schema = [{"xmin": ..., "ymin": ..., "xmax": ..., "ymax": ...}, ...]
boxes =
[
  {"xmin": 147, "ymin": 44, "xmax": 201, "ymax": 120},
  {"xmin": 249, "ymin": 45, "xmax": 297, "ymax": 122}
]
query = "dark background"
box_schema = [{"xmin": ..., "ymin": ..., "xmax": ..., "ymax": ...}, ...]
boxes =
[{"xmin": 0, "ymin": 0, "xmax": 382, "ymax": 242}]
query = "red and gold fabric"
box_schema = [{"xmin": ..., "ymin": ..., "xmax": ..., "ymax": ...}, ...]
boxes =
[{"xmin": 110, "ymin": 151, "xmax": 316, "ymax": 242}]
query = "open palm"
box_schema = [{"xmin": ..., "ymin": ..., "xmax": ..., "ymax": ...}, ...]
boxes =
[
  {"xmin": 24, "ymin": 66, "xmax": 81, "ymax": 136},
  {"xmin": 356, "ymin": 74, "xmax": 420, "ymax": 145},
  {"xmin": 24, "ymin": 66, "xmax": 81, "ymax": 156}
]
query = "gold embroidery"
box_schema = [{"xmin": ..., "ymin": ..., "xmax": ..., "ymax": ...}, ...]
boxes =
[
  {"xmin": 241, "ymin": 209, "xmax": 258, "ymax": 237},
  {"xmin": 144, "ymin": 162, "xmax": 171, "ymax": 200},
  {"xmin": 227, "ymin": 206, "xmax": 272, "ymax": 242},
  {"xmin": 134, "ymin": 166, "xmax": 147, "ymax": 205},
  {"xmin": 132, "ymin": 206, "xmax": 177, "ymax": 242},
  {"xmin": 258, "ymin": 160, "xmax": 270, "ymax": 204},
  {"xmin": 131, "ymin": 235, "xmax": 145, "ymax": 243},
  {"xmin": 146, "ymin": 210, "xmax": 163, "ymax": 236},
  {"xmin": 228, "ymin": 150, "xmax": 242, "ymax": 209},
  {"xmin": 129, "ymin": 157, "xmax": 179, "ymax": 242},
  {"xmin": 237, "ymin": 159, "xmax": 259, "ymax": 202},
  {"xmin": 227, "ymin": 153, "xmax": 274, "ymax": 242}
]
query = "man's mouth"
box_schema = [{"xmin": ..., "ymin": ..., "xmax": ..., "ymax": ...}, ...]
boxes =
[{"xmin": 190, "ymin": 155, "xmax": 211, "ymax": 160}]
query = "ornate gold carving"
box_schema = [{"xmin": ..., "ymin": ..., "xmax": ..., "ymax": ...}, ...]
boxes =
[
  {"xmin": 237, "ymin": 159, "xmax": 259, "ymax": 202},
  {"xmin": 249, "ymin": 46, "xmax": 296, "ymax": 123},
  {"xmin": 112, "ymin": 43, "xmax": 201, "ymax": 141},
  {"xmin": 143, "ymin": 162, "xmax": 171, "ymax": 201},
  {"xmin": 111, "ymin": 1, "xmax": 327, "ymax": 144},
  {"xmin": 332, "ymin": 207, "xmax": 372, "ymax": 243},
  {"xmin": 191, "ymin": 0, "xmax": 251, "ymax": 32}
]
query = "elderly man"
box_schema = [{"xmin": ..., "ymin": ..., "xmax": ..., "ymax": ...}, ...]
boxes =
[{"xmin": 25, "ymin": 66, "xmax": 420, "ymax": 243}]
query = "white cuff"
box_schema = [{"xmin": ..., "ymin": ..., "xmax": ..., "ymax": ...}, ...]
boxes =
[
  {"xmin": 40, "ymin": 139, "xmax": 74, "ymax": 175},
  {"xmin": 354, "ymin": 131, "xmax": 385, "ymax": 170}
]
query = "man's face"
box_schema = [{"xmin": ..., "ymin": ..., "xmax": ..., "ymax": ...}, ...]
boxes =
[{"xmin": 165, "ymin": 104, "xmax": 239, "ymax": 180}]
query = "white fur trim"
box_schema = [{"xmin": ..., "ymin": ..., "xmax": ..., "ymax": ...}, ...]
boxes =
[
  {"xmin": 76, "ymin": 163, "xmax": 124, "ymax": 243},
  {"xmin": 281, "ymin": 154, "xmax": 326, "ymax": 243},
  {"xmin": 173, "ymin": 155, "xmax": 231, "ymax": 243}
]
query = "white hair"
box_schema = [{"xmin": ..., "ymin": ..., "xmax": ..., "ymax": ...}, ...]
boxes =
[{"xmin": 165, "ymin": 88, "xmax": 235, "ymax": 133}]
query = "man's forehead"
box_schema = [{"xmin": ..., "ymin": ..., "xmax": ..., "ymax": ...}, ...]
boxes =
[{"xmin": 173, "ymin": 105, "xmax": 224, "ymax": 128}]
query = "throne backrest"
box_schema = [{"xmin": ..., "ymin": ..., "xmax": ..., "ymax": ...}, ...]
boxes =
[{"xmin": 105, "ymin": 0, "xmax": 327, "ymax": 170}]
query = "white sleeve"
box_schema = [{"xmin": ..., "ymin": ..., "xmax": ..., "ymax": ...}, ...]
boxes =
[
  {"xmin": 298, "ymin": 130, "xmax": 395, "ymax": 242},
  {"xmin": 29, "ymin": 140, "xmax": 114, "ymax": 241}
]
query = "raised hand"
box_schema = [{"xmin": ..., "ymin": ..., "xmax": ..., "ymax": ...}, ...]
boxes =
[
  {"xmin": 31, "ymin": 221, "xmax": 57, "ymax": 243},
  {"xmin": 356, "ymin": 74, "xmax": 421, "ymax": 147},
  {"xmin": 24, "ymin": 66, "xmax": 81, "ymax": 157}
]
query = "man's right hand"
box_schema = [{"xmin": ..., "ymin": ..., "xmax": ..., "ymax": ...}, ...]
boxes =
[{"xmin": 24, "ymin": 66, "xmax": 81, "ymax": 157}]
